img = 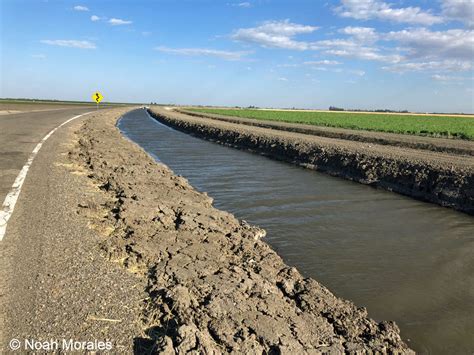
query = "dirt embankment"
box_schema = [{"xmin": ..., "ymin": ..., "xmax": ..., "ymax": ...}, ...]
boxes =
[
  {"xmin": 149, "ymin": 107, "xmax": 474, "ymax": 215},
  {"xmin": 70, "ymin": 108, "xmax": 413, "ymax": 353},
  {"xmin": 177, "ymin": 109, "xmax": 474, "ymax": 156}
]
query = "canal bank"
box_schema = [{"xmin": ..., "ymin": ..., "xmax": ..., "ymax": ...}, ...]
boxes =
[
  {"xmin": 176, "ymin": 108, "xmax": 474, "ymax": 156},
  {"xmin": 148, "ymin": 107, "xmax": 474, "ymax": 215},
  {"xmin": 70, "ymin": 108, "xmax": 413, "ymax": 353}
]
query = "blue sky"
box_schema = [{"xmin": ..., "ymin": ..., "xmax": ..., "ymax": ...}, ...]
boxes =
[{"xmin": 1, "ymin": 0, "xmax": 473, "ymax": 112}]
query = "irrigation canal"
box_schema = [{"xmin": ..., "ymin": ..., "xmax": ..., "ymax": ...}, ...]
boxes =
[{"xmin": 118, "ymin": 109, "xmax": 474, "ymax": 354}]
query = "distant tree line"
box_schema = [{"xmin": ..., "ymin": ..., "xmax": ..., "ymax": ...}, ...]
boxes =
[{"xmin": 329, "ymin": 106, "xmax": 410, "ymax": 113}]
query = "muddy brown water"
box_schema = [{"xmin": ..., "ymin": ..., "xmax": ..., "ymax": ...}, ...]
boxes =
[{"xmin": 118, "ymin": 109, "xmax": 474, "ymax": 354}]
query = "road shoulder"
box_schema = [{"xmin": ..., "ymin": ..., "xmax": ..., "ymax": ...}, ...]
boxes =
[{"xmin": 1, "ymin": 109, "xmax": 145, "ymax": 353}]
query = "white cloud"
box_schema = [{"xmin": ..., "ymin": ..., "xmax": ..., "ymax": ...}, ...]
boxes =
[
  {"xmin": 312, "ymin": 26, "xmax": 473, "ymax": 73},
  {"xmin": 335, "ymin": 0, "xmax": 442, "ymax": 25},
  {"xmin": 142, "ymin": 31, "xmax": 152, "ymax": 36},
  {"xmin": 315, "ymin": 38, "xmax": 402, "ymax": 63},
  {"xmin": 324, "ymin": 47, "xmax": 401, "ymax": 62},
  {"xmin": 348, "ymin": 69, "xmax": 365, "ymax": 76},
  {"xmin": 383, "ymin": 60, "xmax": 473, "ymax": 73},
  {"xmin": 313, "ymin": 26, "xmax": 399, "ymax": 62},
  {"xmin": 31, "ymin": 54, "xmax": 46, "ymax": 59},
  {"xmin": 233, "ymin": 2, "xmax": 251, "ymax": 7},
  {"xmin": 307, "ymin": 65, "xmax": 365, "ymax": 75},
  {"xmin": 73, "ymin": 5, "xmax": 89, "ymax": 11},
  {"xmin": 385, "ymin": 28, "xmax": 474, "ymax": 61},
  {"xmin": 277, "ymin": 63, "xmax": 300, "ymax": 67},
  {"xmin": 277, "ymin": 77, "xmax": 288, "ymax": 81},
  {"xmin": 40, "ymin": 39, "xmax": 96, "ymax": 49},
  {"xmin": 304, "ymin": 60, "xmax": 341, "ymax": 65},
  {"xmin": 90, "ymin": 15, "xmax": 100, "ymax": 21},
  {"xmin": 431, "ymin": 74, "xmax": 466, "ymax": 81},
  {"xmin": 155, "ymin": 46, "xmax": 251, "ymax": 61},
  {"xmin": 108, "ymin": 18, "xmax": 132, "ymax": 25},
  {"xmin": 441, "ymin": 0, "xmax": 474, "ymax": 27},
  {"xmin": 231, "ymin": 19, "xmax": 319, "ymax": 50},
  {"xmin": 226, "ymin": 14, "xmax": 473, "ymax": 77},
  {"xmin": 339, "ymin": 26, "xmax": 378, "ymax": 43}
]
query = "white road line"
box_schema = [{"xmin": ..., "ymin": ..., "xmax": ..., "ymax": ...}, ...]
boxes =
[{"xmin": 0, "ymin": 112, "xmax": 93, "ymax": 241}]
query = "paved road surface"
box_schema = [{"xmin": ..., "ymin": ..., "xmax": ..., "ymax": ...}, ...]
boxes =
[
  {"xmin": 0, "ymin": 108, "xmax": 144, "ymax": 352},
  {"xmin": 0, "ymin": 108, "xmax": 95, "ymax": 199}
]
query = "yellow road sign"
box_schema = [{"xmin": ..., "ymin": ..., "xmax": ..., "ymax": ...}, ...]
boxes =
[{"xmin": 92, "ymin": 91, "xmax": 103, "ymax": 103}]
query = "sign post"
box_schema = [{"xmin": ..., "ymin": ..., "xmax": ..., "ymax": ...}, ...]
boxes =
[{"xmin": 92, "ymin": 91, "xmax": 103, "ymax": 109}]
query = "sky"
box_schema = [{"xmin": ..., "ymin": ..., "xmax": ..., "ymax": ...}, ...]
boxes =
[{"xmin": 1, "ymin": 0, "xmax": 473, "ymax": 113}]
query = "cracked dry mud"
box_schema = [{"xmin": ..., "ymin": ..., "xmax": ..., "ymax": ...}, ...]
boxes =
[{"xmin": 70, "ymin": 109, "xmax": 413, "ymax": 353}]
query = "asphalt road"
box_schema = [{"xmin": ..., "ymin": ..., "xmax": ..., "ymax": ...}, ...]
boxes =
[
  {"xmin": 0, "ymin": 108, "xmax": 144, "ymax": 352},
  {"xmin": 0, "ymin": 108, "xmax": 94, "ymax": 199}
]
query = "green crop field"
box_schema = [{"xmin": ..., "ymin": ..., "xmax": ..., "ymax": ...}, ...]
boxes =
[{"xmin": 188, "ymin": 108, "xmax": 474, "ymax": 140}]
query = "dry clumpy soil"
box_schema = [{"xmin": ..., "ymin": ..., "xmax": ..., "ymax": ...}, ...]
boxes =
[
  {"xmin": 177, "ymin": 109, "xmax": 474, "ymax": 156},
  {"xmin": 149, "ymin": 107, "xmax": 474, "ymax": 215},
  {"xmin": 69, "ymin": 109, "xmax": 413, "ymax": 353}
]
